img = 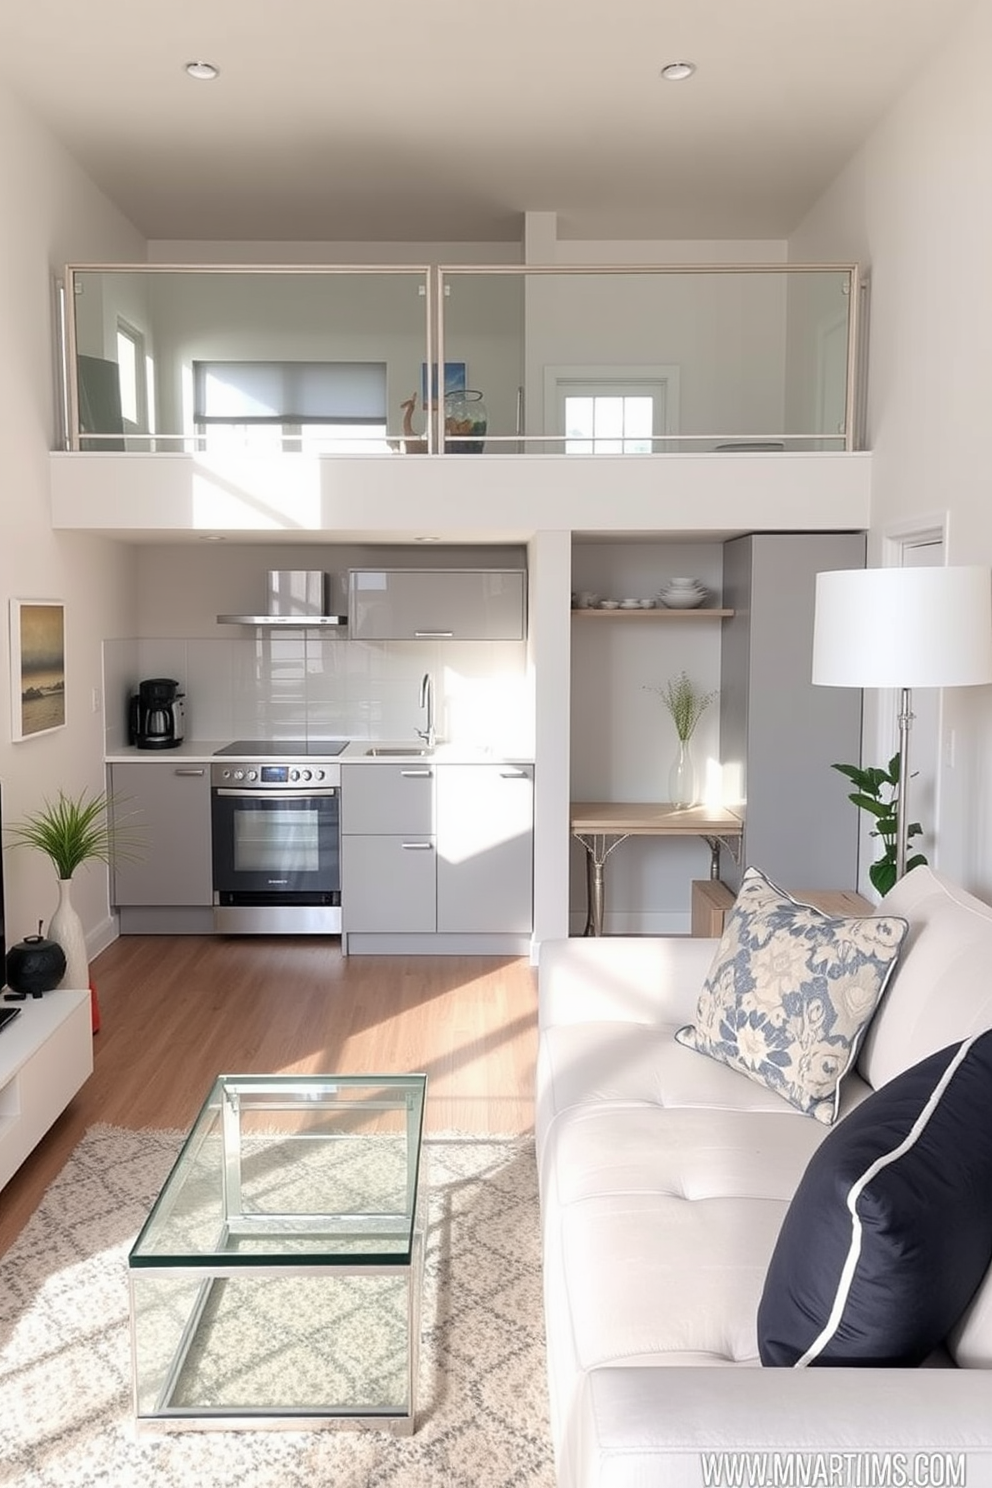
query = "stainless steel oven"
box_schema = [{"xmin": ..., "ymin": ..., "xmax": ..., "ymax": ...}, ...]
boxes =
[{"xmin": 211, "ymin": 742, "xmax": 346, "ymax": 934}]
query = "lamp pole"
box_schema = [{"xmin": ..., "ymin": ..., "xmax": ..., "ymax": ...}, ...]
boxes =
[{"xmin": 895, "ymin": 686, "xmax": 915, "ymax": 881}]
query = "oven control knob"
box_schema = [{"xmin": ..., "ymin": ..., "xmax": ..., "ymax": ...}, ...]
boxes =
[
  {"xmin": 314, "ymin": 769, "xmax": 324, "ymax": 781},
  {"xmin": 233, "ymin": 769, "xmax": 245, "ymax": 781},
  {"xmin": 247, "ymin": 769, "xmax": 257, "ymax": 781},
  {"xmin": 302, "ymin": 769, "xmax": 312, "ymax": 781},
  {"xmin": 289, "ymin": 768, "xmax": 300, "ymax": 781}
]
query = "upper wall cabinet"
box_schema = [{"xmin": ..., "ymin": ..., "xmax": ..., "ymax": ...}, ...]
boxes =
[{"xmin": 348, "ymin": 569, "xmax": 526, "ymax": 641}]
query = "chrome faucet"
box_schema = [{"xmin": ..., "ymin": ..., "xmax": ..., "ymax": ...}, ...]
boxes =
[{"xmin": 416, "ymin": 671, "xmax": 436, "ymax": 748}]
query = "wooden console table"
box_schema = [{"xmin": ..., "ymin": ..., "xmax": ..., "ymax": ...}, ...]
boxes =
[{"xmin": 570, "ymin": 801, "xmax": 743, "ymax": 937}]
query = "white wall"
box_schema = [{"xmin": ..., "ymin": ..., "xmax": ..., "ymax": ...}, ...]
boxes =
[
  {"xmin": 0, "ymin": 79, "xmax": 144, "ymax": 962},
  {"xmin": 789, "ymin": 0, "xmax": 992, "ymax": 896}
]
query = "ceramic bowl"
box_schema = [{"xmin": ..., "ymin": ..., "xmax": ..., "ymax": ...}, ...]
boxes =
[
  {"xmin": 599, "ymin": 599, "xmax": 620, "ymax": 609},
  {"xmin": 667, "ymin": 576, "xmax": 704, "ymax": 589},
  {"xmin": 660, "ymin": 589, "xmax": 706, "ymax": 609}
]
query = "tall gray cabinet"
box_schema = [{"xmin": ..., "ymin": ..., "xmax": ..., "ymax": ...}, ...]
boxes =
[{"xmin": 720, "ymin": 533, "xmax": 865, "ymax": 892}]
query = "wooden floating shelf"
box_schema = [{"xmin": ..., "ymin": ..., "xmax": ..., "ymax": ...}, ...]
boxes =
[{"xmin": 571, "ymin": 607, "xmax": 734, "ymax": 620}]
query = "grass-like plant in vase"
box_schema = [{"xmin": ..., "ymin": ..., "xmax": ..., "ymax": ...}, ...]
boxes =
[
  {"xmin": 831, "ymin": 753, "xmax": 927, "ymax": 896},
  {"xmin": 6, "ymin": 788, "xmax": 142, "ymax": 990},
  {"xmin": 645, "ymin": 671, "xmax": 718, "ymax": 808}
]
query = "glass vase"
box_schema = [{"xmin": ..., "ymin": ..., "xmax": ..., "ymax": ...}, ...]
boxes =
[
  {"xmin": 669, "ymin": 740, "xmax": 696, "ymax": 809},
  {"xmin": 48, "ymin": 877, "xmax": 89, "ymax": 990},
  {"xmin": 444, "ymin": 389, "xmax": 487, "ymax": 453}
]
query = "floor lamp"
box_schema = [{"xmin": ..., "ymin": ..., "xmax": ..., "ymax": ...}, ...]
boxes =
[{"xmin": 811, "ymin": 565, "xmax": 992, "ymax": 881}]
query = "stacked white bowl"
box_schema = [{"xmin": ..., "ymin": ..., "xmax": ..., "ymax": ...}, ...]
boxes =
[{"xmin": 658, "ymin": 576, "xmax": 708, "ymax": 609}]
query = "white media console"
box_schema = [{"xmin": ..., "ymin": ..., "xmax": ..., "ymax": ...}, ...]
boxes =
[{"xmin": 0, "ymin": 989, "xmax": 93, "ymax": 1192}]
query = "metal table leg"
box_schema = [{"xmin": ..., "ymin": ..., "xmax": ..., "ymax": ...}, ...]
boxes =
[
  {"xmin": 701, "ymin": 833, "xmax": 742, "ymax": 881},
  {"xmin": 574, "ymin": 833, "xmax": 628, "ymax": 936}
]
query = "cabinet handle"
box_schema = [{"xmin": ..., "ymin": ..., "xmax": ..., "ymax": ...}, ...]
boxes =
[
  {"xmin": 174, "ymin": 767, "xmax": 206, "ymax": 776},
  {"xmin": 499, "ymin": 769, "xmax": 529, "ymax": 778},
  {"xmin": 401, "ymin": 841, "xmax": 433, "ymax": 850},
  {"xmin": 400, "ymin": 769, "xmax": 433, "ymax": 777},
  {"xmin": 413, "ymin": 630, "xmax": 454, "ymax": 638}
]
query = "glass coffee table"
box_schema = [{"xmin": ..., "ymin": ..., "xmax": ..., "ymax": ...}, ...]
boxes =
[{"xmin": 128, "ymin": 1073, "xmax": 427, "ymax": 1433}]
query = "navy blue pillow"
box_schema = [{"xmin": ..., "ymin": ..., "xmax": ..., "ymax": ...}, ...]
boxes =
[{"xmin": 758, "ymin": 1028, "xmax": 992, "ymax": 1367}]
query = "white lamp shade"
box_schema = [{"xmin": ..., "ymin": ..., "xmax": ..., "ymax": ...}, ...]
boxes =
[{"xmin": 812, "ymin": 566, "xmax": 992, "ymax": 689}]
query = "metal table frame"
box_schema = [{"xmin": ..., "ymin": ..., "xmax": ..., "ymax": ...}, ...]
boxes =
[
  {"xmin": 128, "ymin": 1073, "xmax": 427, "ymax": 1435},
  {"xmin": 571, "ymin": 801, "xmax": 743, "ymax": 936}
]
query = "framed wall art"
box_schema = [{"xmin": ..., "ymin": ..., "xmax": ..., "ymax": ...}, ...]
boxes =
[
  {"xmin": 421, "ymin": 360, "xmax": 466, "ymax": 409},
  {"xmin": 10, "ymin": 599, "xmax": 66, "ymax": 741}
]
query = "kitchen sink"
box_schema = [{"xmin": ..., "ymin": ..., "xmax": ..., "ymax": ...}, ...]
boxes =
[{"xmin": 364, "ymin": 746, "xmax": 433, "ymax": 757}]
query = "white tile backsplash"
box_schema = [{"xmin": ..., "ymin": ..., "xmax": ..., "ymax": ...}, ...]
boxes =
[{"xmin": 104, "ymin": 632, "xmax": 532, "ymax": 750}]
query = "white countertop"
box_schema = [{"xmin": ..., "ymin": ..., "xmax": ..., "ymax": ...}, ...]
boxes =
[{"xmin": 105, "ymin": 739, "xmax": 534, "ymax": 765}]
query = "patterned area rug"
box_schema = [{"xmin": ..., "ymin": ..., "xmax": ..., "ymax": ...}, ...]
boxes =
[{"xmin": 0, "ymin": 1125, "xmax": 554, "ymax": 1487}]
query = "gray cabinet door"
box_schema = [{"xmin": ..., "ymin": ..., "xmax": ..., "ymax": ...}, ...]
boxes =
[
  {"xmin": 348, "ymin": 570, "xmax": 525, "ymax": 640},
  {"xmin": 435, "ymin": 764, "xmax": 534, "ymax": 932},
  {"xmin": 340, "ymin": 835, "xmax": 436, "ymax": 932},
  {"xmin": 340, "ymin": 763, "xmax": 434, "ymax": 834},
  {"xmin": 109, "ymin": 761, "xmax": 212, "ymax": 906},
  {"xmin": 720, "ymin": 533, "xmax": 865, "ymax": 891}
]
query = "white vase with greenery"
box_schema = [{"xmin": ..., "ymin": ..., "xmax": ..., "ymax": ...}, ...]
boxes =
[
  {"xmin": 6, "ymin": 789, "xmax": 141, "ymax": 990},
  {"xmin": 646, "ymin": 671, "xmax": 718, "ymax": 809}
]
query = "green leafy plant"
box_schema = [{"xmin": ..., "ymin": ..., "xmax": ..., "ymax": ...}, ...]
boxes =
[
  {"xmin": 5, "ymin": 788, "xmax": 143, "ymax": 880},
  {"xmin": 831, "ymin": 753, "xmax": 927, "ymax": 897},
  {"xmin": 646, "ymin": 671, "xmax": 718, "ymax": 741}
]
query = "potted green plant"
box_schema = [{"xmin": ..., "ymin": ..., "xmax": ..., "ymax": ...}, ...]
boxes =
[
  {"xmin": 831, "ymin": 753, "xmax": 927, "ymax": 896},
  {"xmin": 645, "ymin": 671, "xmax": 718, "ymax": 808},
  {"xmin": 5, "ymin": 788, "xmax": 141, "ymax": 990}
]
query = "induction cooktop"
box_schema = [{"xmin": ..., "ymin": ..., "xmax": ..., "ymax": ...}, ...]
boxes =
[{"xmin": 215, "ymin": 739, "xmax": 350, "ymax": 758}]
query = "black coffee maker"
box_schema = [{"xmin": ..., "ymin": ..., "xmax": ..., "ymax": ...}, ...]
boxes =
[{"xmin": 129, "ymin": 678, "xmax": 185, "ymax": 750}]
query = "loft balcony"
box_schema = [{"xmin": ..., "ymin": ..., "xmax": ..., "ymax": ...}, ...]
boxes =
[{"xmin": 50, "ymin": 262, "xmax": 871, "ymax": 541}]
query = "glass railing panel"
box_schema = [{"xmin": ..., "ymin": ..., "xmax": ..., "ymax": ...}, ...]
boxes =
[
  {"xmin": 62, "ymin": 264, "xmax": 858, "ymax": 455},
  {"xmin": 436, "ymin": 265, "xmax": 856, "ymax": 454},
  {"xmin": 65, "ymin": 267, "xmax": 433, "ymax": 454}
]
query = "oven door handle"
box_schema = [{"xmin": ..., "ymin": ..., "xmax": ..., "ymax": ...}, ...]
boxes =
[{"xmin": 214, "ymin": 788, "xmax": 339, "ymax": 799}]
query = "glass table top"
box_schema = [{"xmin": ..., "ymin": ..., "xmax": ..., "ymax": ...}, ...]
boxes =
[{"xmin": 129, "ymin": 1074, "xmax": 427, "ymax": 1270}]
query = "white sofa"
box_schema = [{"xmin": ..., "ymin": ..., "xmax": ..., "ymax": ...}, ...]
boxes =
[{"xmin": 536, "ymin": 866, "xmax": 992, "ymax": 1488}]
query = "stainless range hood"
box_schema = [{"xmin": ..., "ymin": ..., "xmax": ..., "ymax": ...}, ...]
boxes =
[{"xmin": 218, "ymin": 570, "xmax": 347, "ymax": 627}]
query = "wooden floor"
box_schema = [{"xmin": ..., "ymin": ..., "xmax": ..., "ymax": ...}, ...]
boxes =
[{"xmin": 0, "ymin": 935, "xmax": 539, "ymax": 1255}]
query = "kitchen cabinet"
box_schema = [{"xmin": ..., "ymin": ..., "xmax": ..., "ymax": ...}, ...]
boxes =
[
  {"xmin": 340, "ymin": 762, "xmax": 435, "ymax": 933},
  {"xmin": 341, "ymin": 836, "xmax": 436, "ymax": 933},
  {"xmin": 109, "ymin": 760, "xmax": 213, "ymax": 923},
  {"xmin": 719, "ymin": 532, "xmax": 865, "ymax": 892},
  {"xmin": 436, "ymin": 764, "xmax": 533, "ymax": 933},
  {"xmin": 348, "ymin": 569, "xmax": 526, "ymax": 640},
  {"xmin": 340, "ymin": 760, "xmax": 534, "ymax": 947}
]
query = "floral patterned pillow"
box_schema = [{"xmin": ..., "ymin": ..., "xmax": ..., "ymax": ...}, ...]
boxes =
[{"xmin": 675, "ymin": 868, "xmax": 908, "ymax": 1124}]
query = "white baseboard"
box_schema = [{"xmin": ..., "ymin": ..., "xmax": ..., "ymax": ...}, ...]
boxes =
[
  {"xmin": 86, "ymin": 913, "xmax": 118, "ymax": 966},
  {"xmin": 568, "ymin": 910, "xmax": 689, "ymax": 936}
]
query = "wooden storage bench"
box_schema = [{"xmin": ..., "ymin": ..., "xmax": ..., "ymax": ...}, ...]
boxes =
[{"xmin": 690, "ymin": 880, "xmax": 873, "ymax": 938}]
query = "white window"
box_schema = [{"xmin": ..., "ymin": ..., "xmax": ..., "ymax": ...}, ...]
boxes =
[
  {"xmin": 116, "ymin": 319, "xmax": 148, "ymax": 431},
  {"xmin": 192, "ymin": 360, "xmax": 390, "ymax": 453},
  {"xmin": 545, "ymin": 365, "xmax": 680, "ymax": 454}
]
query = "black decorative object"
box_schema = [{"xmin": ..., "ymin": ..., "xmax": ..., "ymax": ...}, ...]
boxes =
[{"xmin": 6, "ymin": 920, "xmax": 67, "ymax": 996}]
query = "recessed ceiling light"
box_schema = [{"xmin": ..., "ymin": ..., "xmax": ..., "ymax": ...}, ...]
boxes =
[
  {"xmin": 415, "ymin": 535, "xmax": 441, "ymax": 543},
  {"xmin": 660, "ymin": 61, "xmax": 696, "ymax": 81},
  {"xmin": 185, "ymin": 61, "xmax": 220, "ymax": 81}
]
